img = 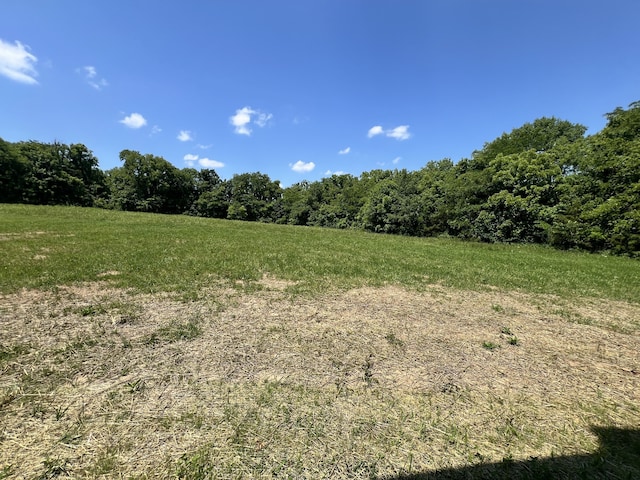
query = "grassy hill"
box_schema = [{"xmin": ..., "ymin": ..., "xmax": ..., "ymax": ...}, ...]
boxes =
[
  {"xmin": 1, "ymin": 204, "xmax": 638, "ymax": 301},
  {"xmin": 1, "ymin": 204, "xmax": 639, "ymax": 479}
]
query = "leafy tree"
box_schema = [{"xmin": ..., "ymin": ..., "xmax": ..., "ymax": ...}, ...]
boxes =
[
  {"xmin": 551, "ymin": 103, "xmax": 640, "ymax": 255},
  {"xmin": 416, "ymin": 159, "xmax": 456, "ymax": 236},
  {"xmin": 359, "ymin": 178, "xmax": 422, "ymax": 235},
  {"xmin": 471, "ymin": 117, "xmax": 587, "ymax": 169},
  {"xmin": 191, "ymin": 182, "xmax": 230, "ymax": 218},
  {"xmin": 358, "ymin": 169, "xmax": 423, "ymax": 235},
  {"xmin": 0, "ymin": 138, "xmax": 30, "ymax": 203},
  {"xmin": 306, "ymin": 174, "xmax": 366, "ymax": 228},
  {"xmin": 106, "ymin": 150, "xmax": 195, "ymax": 214},
  {"xmin": 226, "ymin": 172, "xmax": 281, "ymax": 222},
  {"xmin": 12, "ymin": 141, "xmax": 102, "ymax": 206},
  {"xmin": 277, "ymin": 181, "xmax": 312, "ymax": 225}
]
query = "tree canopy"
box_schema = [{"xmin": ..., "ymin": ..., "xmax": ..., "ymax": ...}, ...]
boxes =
[{"xmin": 2, "ymin": 101, "xmax": 639, "ymax": 257}]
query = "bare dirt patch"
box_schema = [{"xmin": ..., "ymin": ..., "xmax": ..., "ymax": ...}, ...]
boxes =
[{"xmin": 1, "ymin": 282, "xmax": 638, "ymax": 478}]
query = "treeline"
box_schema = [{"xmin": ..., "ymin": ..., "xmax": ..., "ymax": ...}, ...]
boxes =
[{"xmin": 1, "ymin": 102, "xmax": 638, "ymax": 256}]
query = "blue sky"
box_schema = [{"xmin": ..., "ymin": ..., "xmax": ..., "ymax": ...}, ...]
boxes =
[{"xmin": 1, "ymin": 1, "xmax": 639, "ymax": 186}]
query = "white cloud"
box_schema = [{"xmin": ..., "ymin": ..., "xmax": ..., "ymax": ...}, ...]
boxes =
[
  {"xmin": 177, "ymin": 130, "xmax": 193, "ymax": 142},
  {"xmin": 367, "ymin": 124, "xmax": 412, "ymax": 141},
  {"xmin": 0, "ymin": 39, "xmax": 38, "ymax": 85},
  {"xmin": 150, "ymin": 125, "xmax": 162, "ymax": 135},
  {"xmin": 199, "ymin": 158, "xmax": 224, "ymax": 168},
  {"xmin": 325, "ymin": 170, "xmax": 346, "ymax": 176},
  {"xmin": 197, "ymin": 144, "xmax": 212, "ymax": 150},
  {"xmin": 290, "ymin": 160, "xmax": 315, "ymax": 173},
  {"xmin": 367, "ymin": 125, "xmax": 384, "ymax": 138},
  {"xmin": 387, "ymin": 125, "xmax": 411, "ymax": 141},
  {"xmin": 184, "ymin": 153, "xmax": 224, "ymax": 169},
  {"xmin": 231, "ymin": 107, "xmax": 253, "ymax": 135},
  {"xmin": 230, "ymin": 106, "xmax": 272, "ymax": 135},
  {"xmin": 120, "ymin": 112, "xmax": 147, "ymax": 129},
  {"xmin": 338, "ymin": 147, "xmax": 351, "ymax": 155},
  {"xmin": 392, "ymin": 156, "xmax": 401, "ymax": 164},
  {"xmin": 79, "ymin": 65, "xmax": 108, "ymax": 90}
]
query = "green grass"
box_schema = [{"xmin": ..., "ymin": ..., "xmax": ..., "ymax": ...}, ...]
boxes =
[{"xmin": 1, "ymin": 204, "xmax": 638, "ymax": 301}]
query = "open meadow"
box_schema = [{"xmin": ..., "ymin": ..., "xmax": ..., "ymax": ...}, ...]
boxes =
[{"xmin": 1, "ymin": 204, "xmax": 639, "ymax": 479}]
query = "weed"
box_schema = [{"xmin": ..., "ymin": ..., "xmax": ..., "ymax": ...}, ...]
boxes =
[
  {"xmin": 482, "ymin": 341, "xmax": 500, "ymax": 351},
  {"xmin": 76, "ymin": 304, "xmax": 106, "ymax": 316},
  {"xmin": 59, "ymin": 428, "xmax": 83, "ymax": 446},
  {"xmin": 492, "ymin": 304, "xmax": 506, "ymax": 313},
  {"xmin": 57, "ymin": 336, "xmax": 98, "ymax": 358},
  {"xmin": 30, "ymin": 402, "xmax": 47, "ymax": 419},
  {"xmin": 126, "ymin": 379, "xmax": 146, "ymax": 394},
  {"xmin": 54, "ymin": 404, "xmax": 69, "ymax": 421},
  {"xmin": 362, "ymin": 354, "xmax": 377, "ymax": 386},
  {"xmin": 500, "ymin": 326, "xmax": 519, "ymax": 346},
  {"xmin": 147, "ymin": 317, "xmax": 203, "ymax": 345},
  {"xmin": 0, "ymin": 465, "xmax": 14, "ymax": 480},
  {"xmin": 0, "ymin": 343, "xmax": 31, "ymax": 363},
  {"xmin": 86, "ymin": 450, "xmax": 118, "ymax": 476},
  {"xmin": 175, "ymin": 448, "xmax": 213, "ymax": 478},
  {"xmin": 40, "ymin": 457, "xmax": 70, "ymax": 479},
  {"xmin": 385, "ymin": 332, "xmax": 405, "ymax": 348}
]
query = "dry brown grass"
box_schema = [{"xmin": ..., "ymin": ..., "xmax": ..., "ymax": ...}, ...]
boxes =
[{"xmin": 1, "ymin": 280, "xmax": 638, "ymax": 478}]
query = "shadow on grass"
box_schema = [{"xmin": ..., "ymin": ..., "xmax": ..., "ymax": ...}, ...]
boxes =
[{"xmin": 380, "ymin": 427, "xmax": 640, "ymax": 480}]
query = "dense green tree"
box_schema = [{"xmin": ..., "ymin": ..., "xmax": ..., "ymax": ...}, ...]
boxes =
[
  {"xmin": 3, "ymin": 101, "xmax": 639, "ymax": 256},
  {"xmin": 106, "ymin": 150, "xmax": 195, "ymax": 214},
  {"xmin": 11, "ymin": 141, "xmax": 103, "ymax": 206},
  {"xmin": 551, "ymin": 103, "xmax": 640, "ymax": 255},
  {"xmin": 276, "ymin": 181, "xmax": 312, "ymax": 225},
  {"xmin": 306, "ymin": 174, "xmax": 366, "ymax": 228},
  {"xmin": 470, "ymin": 150, "xmax": 563, "ymax": 243},
  {"xmin": 225, "ymin": 172, "xmax": 281, "ymax": 222},
  {"xmin": 416, "ymin": 159, "xmax": 456, "ymax": 235},
  {"xmin": 191, "ymin": 183, "xmax": 230, "ymax": 218},
  {"xmin": 471, "ymin": 117, "xmax": 587, "ymax": 169},
  {"xmin": 359, "ymin": 178, "xmax": 422, "ymax": 235},
  {"xmin": 0, "ymin": 138, "xmax": 30, "ymax": 203}
]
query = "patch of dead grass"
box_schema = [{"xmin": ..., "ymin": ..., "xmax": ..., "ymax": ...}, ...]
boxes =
[{"xmin": 1, "ymin": 281, "xmax": 638, "ymax": 478}]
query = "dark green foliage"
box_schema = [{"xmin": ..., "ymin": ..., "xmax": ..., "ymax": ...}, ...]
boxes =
[
  {"xmin": 2, "ymin": 140, "xmax": 105, "ymax": 207},
  {"xmin": 2, "ymin": 101, "xmax": 639, "ymax": 256},
  {"xmin": 105, "ymin": 149, "xmax": 196, "ymax": 214},
  {"xmin": 0, "ymin": 138, "xmax": 30, "ymax": 203}
]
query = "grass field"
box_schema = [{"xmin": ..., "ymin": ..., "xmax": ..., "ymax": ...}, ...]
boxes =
[{"xmin": 1, "ymin": 204, "xmax": 639, "ymax": 479}]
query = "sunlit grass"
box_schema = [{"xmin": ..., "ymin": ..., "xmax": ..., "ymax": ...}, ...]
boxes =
[{"xmin": 1, "ymin": 204, "xmax": 638, "ymax": 301}]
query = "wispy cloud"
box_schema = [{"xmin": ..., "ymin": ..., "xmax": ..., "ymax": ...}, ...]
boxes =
[
  {"xmin": 0, "ymin": 39, "xmax": 38, "ymax": 85},
  {"xmin": 367, "ymin": 126, "xmax": 384, "ymax": 138},
  {"xmin": 392, "ymin": 156, "xmax": 401, "ymax": 164},
  {"xmin": 177, "ymin": 130, "xmax": 193, "ymax": 142},
  {"xmin": 120, "ymin": 112, "xmax": 147, "ymax": 129},
  {"xmin": 290, "ymin": 160, "xmax": 315, "ymax": 173},
  {"xmin": 79, "ymin": 65, "xmax": 108, "ymax": 90},
  {"xmin": 150, "ymin": 125, "xmax": 162, "ymax": 135},
  {"xmin": 387, "ymin": 125, "xmax": 411, "ymax": 140},
  {"xmin": 184, "ymin": 153, "xmax": 224, "ymax": 169},
  {"xmin": 230, "ymin": 106, "xmax": 272, "ymax": 135},
  {"xmin": 338, "ymin": 147, "xmax": 351, "ymax": 155},
  {"xmin": 325, "ymin": 170, "xmax": 346, "ymax": 176},
  {"xmin": 254, "ymin": 112, "xmax": 273, "ymax": 127},
  {"xmin": 367, "ymin": 124, "xmax": 411, "ymax": 141},
  {"xmin": 197, "ymin": 144, "xmax": 212, "ymax": 150},
  {"xmin": 199, "ymin": 158, "xmax": 224, "ymax": 168}
]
